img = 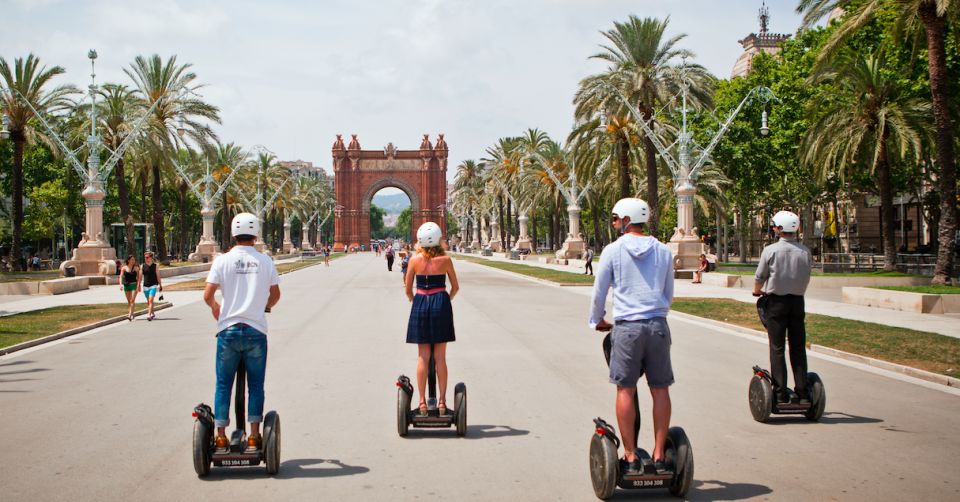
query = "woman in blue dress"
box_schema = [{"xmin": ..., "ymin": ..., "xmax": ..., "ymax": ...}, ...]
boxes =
[{"xmin": 404, "ymin": 222, "xmax": 460, "ymax": 416}]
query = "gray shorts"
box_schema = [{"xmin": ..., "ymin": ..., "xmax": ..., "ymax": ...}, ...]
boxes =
[{"xmin": 609, "ymin": 317, "xmax": 674, "ymax": 388}]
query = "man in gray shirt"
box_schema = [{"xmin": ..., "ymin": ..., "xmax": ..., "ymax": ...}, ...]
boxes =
[{"xmin": 753, "ymin": 210, "xmax": 813, "ymax": 404}]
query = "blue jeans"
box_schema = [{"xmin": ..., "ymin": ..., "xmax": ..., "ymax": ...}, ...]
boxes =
[{"xmin": 214, "ymin": 324, "xmax": 268, "ymax": 427}]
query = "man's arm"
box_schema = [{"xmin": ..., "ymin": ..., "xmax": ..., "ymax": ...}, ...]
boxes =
[
  {"xmin": 266, "ymin": 285, "xmax": 280, "ymax": 310},
  {"xmin": 753, "ymin": 247, "xmax": 770, "ymax": 296},
  {"xmin": 203, "ymin": 283, "xmax": 220, "ymax": 320},
  {"xmin": 588, "ymin": 248, "xmax": 613, "ymax": 329},
  {"xmin": 664, "ymin": 250, "xmax": 675, "ymax": 304}
]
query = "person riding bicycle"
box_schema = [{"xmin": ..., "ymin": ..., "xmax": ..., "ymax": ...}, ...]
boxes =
[
  {"xmin": 203, "ymin": 212, "xmax": 281, "ymax": 452},
  {"xmin": 753, "ymin": 210, "xmax": 812, "ymax": 404},
  {"xmin": 589, "ymin": 198, "xmax": 675, "ymax": 474}
]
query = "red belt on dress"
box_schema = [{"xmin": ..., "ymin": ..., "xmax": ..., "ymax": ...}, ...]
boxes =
[{"xmin": 416, "ymin": 287, "xmax": 446, "ymax": 295}]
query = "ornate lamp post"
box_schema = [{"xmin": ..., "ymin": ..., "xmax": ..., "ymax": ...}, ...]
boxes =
[
  {"xmin": 614, "ymin": 64, "xmax": 778, "ymax": 269},
  {"xmin": 1, "ymin": 50, "xmax": 189, "ymax": 276},
  {"xmin": 0, "ymin": 112, "xmax": 10, "ymax": 140},
  {"xmin": 171, "ymin": 157, "xmax": 244, "ymax": 261}
]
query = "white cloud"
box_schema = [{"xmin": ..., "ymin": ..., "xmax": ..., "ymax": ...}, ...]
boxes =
[{"xmin": 1, "ymin": 0, "xmax": 803, "ymax": 179}]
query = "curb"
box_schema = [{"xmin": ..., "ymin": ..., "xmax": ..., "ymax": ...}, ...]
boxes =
[
  {"xmin": 669, "ymin": 310, "xmax": 960, "ymax": 389},
  {"xmin": 454, "ymin": 256, "xmax": 592, "ymax": 288},
  {"xmin": 0, "ymin": 302, "xmax": 174, "ymax": 356}
]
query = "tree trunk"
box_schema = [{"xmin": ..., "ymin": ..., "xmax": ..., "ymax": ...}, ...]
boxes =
[
  {"xmin": 221, "ymin": 191, "xmax": 230, "ymax": 247},
  {"xmin": 617, "ymin": 135, "xmax": 631, "ymax": 200},
  {"xmin": 115, "ymin": 158, "xmax": 135, "ymax": 256},
  {"xmin": 919, "ymin": 6, "xmax": 958, "ymax": 284},
  {"xmin": 498, "ymin": 194, "xmax": 505, "ymax": 247},
  {"xmin": 179, "ymin": 181, "xmax": 189, "ymax": 260},
  {"xmin": 531, "ymin": 208, "xmax": 538, "ymax": 251},
  {"xmin": 642, "ymin": 136, "xmax": 660, "ymax": 237},
  {"xmin": 877, "ymin": 140, "xmax": 897, "ymax": 272},
  {"xmin": 139, "ymin": 170, "xmax": 148, "ymax": 223},
  {"xmin": 505, "ymin": 197, "xmax": 512, "ymax": 249},
  {"xmin": 592, "ymin": 201, "xmax": 602, "ymax": 247},
  {"xmin": 11, "ymin": 133, "xmax": 25, "ymax": 271},
  {"xmin": 737, "ymin": 205, "xmax": 748, "ymax": 263},
  {"xmin": 548, "ymin": 202, "xmax": 556, "ymax": 250},
  {"xmin": 151, "ymin": 161, "xmax": 167, "ymax": 260}
]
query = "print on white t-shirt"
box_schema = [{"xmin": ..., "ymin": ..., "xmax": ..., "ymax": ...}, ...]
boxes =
[{"xmin": 206, "ymin": 246, "xmax": 279, "ymax": 334}]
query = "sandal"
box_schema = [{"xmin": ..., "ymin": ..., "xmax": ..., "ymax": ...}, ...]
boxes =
[
  {"xmin": 438, "ymin": 400, "xmax": 448, "ymax": 416},
  {"xmin": 418, "ymin": 401, "xmax": 428, "ymax": 417}
]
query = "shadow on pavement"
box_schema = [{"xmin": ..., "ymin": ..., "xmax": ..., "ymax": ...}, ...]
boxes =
[
  {"xmin": 0, "ymin": 367, "xmax": 50, "ymax": 376},
  {"xmin": 763, "ymin": 411, "xmax": 883, "ymax": 426},
  {"xmin": 688, "ymin": 480, "xmax": 774, "ymax": 501},
  {"xmin": 200, "ymin": 458, "xmax": 369, "ymax": 481},
  {"xmin": 401, "ymin": 424, "xmax": 530, "ymax": 440},
  {"xmin": 0, "ymin": 360, "xmax": 34, "ymax": 367}
]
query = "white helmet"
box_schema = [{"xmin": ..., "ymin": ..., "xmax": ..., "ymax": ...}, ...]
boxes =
[
  {"xmin": 417, "ymin": 222, "xmax": 443, "ymax": 247},
  {"xmin": 611, "ymin": 198, "xmax": 650, "ymax": 225},
  {"xmin": 231, "ymin": 212, "xmax": 260, "ymax": 238},
  {"xmin": 772, "ymin": 210, "xmax": 800, "ymax": 233}
]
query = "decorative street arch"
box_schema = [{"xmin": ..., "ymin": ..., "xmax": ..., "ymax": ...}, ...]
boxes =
[{"xmin": 331, "ymin": 134, "xmax": 448, "ymax": 251}]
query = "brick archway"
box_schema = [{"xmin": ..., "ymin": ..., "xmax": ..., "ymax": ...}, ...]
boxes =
[{"xmin": 332, "ymin": 134, "xmax": 448, "ymax": 251}]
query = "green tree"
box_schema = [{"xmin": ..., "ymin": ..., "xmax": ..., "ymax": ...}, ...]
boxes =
[
  {"xmin": 369, "ymin": 204, "xmax": 386, "ymax": 237},
  {"xmin": 24, "ymin": 179, "xmax": 69, "ymax": 245},
  {"xmin": 0, "ymin": 54, "xmax": 76, "ymax": 269},
  {"xmin": 125, "ymin": 54, "xmax": 220, "ymax": 260},
  {"xmin": 396, "ymin": 207, "xmax": 412, "ymax": 241},
  {"xmin": 798, "ymin": 0, "xmax": 959, "ymax": 282}
]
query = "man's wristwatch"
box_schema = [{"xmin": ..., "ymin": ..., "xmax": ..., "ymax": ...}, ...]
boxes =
[{"xmin": 265, "ymin": 306, "xmax": 272, "ymax": 313}]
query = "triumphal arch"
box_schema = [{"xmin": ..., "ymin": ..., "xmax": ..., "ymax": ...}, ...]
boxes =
[{"xmin": 331, "ymin": 134, "xmax": 448, "ymax": 251}]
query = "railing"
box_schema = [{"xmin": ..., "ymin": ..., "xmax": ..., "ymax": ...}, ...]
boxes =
[{"xmin": 821, "ymin": 253, "xmax": 936, "ymax": 275}]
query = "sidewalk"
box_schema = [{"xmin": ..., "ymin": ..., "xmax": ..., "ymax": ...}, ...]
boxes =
[
  {"xmin": 456, "ymin": 252, "xmax": 960, "ymax": 340},
  {"xmin": 0, "ymin": 256, "xmax": 303, "ymax": 318}
]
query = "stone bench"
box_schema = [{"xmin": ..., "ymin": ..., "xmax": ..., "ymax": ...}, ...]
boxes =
[
  {"xmin": 841, "ymin": 287, "xmax": 960, "ymax": 314},
  {"xmin": 0, "ymin": 282, "xmax": 41, "ymax": 295},
  {"xmin": 39, "ymin": 277, "xmax": 90, "ymax": 295}
]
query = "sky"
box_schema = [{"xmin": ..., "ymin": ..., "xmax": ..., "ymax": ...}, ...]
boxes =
[{"xmin": 3, "ymin": 0, "xmax": 803, "ymax": 196}]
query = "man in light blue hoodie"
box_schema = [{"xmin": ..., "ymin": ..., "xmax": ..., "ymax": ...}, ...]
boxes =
[{"xmin": 589, "ymin": 197, "xmax": 675, "ymax": 473}]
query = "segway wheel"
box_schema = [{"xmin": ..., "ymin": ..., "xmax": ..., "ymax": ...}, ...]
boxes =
[
  {"xmin": 192, "ymin": 419, "xmax": 212, "ymax": 477},
  {"xmin": 397, "ymin": 387, "xmax": 411, "ymax": 437},
  {"xmin": 748, "ymin": 374, "xmax": 773, "ymax": 423},
  {"xmin": 589, "ymin": 432, "xmax": 618, "ymax": 500},
  {"xmin": 805, "ymin": 373, "xmax": 826, "ymax": 422},
  {"xmin": 454, "ymin": 383, "xmax": 467, "ymax": 437},
  {"xmin": 263, "ymin": 411, "xmax": 281, "ymax": 475},
  {"xmin": 667, "ymin": 427, "xmax": 694, "ymax": 498}
]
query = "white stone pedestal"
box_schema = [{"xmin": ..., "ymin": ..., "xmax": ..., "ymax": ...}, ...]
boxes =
[
  {"xmin": 59, "ymin": 181, "xmax": 117, "ymax": 276},
  {"xmin": 669, "ymin": 182, "xmax": 706, "ymax": 270},
  {"xmin": 282, "ymin": 220, "xmax": 294, "ymax": 253},
  {"xmin": 188, "ymin": 206, "xmax": 221, "ymax": 262},
  {"xmin": 555, "ymin": 236, "xmax": 585, "ymax": 259},
  {"xmin": 513, "ymin": 214, "xmax": 533, "ymax": 251},
  {"xmin": 300, "ymin": 224, "xmax": 314, "ymax": 252}
]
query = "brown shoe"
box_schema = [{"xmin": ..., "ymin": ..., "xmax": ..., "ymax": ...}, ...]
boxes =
[
  {"xmin": 215, "ymin": 435, "xmax": 229, "ymax": 449},
  {"xmin": 247, "ymin": 434, "xmax": 262, "ymax": 451}
]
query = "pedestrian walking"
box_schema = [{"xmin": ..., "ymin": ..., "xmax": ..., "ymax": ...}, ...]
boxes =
[
  {"xmin": 405, "ymin": 222, "xmax": 460, "ymax": 416},
  {"xmin": 139, "ymin": 251, "xmax": 163, "ymax": 320},
  {"xmin": 400, "ymin": 247, "xmax": 411, "ymax": 283},
  {"xmin": 203, "ymin": 212, "xmax": 281, "ymax": 452},
  {"xmin": 589, "ymin": 197, "xmax": 675, "ymax": 473},
  {"xmin": 753, "ymin": 210, "xmax": 813, "ymax": 405},
  {"xmin": 584, "ymin": 246, "xmax": 594, "ymax": 275},
  {"xmin": 120, "ymin": 255, "xmax": 141, "ymax": 321},
  {"xmin": 323, "ymin": 246, "xmax": 330, "ymax": 267},
  {"xmin": 386, "ymin": 244, "xmax": 395, "ymax": 271}
]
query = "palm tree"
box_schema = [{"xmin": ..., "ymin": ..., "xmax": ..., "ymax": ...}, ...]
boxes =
[
  {"xmin": 0, "ymin": 54, "xmax": 75, "ymax": 270},
  {"xmin": 212, "ymin": 142, "xmax": 246, "ymax": 246},
  {"xmin": 801, "ymin": 51, "xmax": 929, "ymax": 270},
  {"xmin": 125, "ymin": 54, "xmax": 220, "ymax": 260},
  {"xmin": 576, "ymin": 16, "xmax": 714, "ymax": 236},
  {"xmin": 94, "ymin": 83, "xmax": 143, "ymax": 252},
  {"xmin": 797, "ymin": 0, "xmax": 958, "ymax": 282}
]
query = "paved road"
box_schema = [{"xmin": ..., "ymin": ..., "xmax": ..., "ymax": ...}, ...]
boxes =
[{"xmin": 1, "ymin": 253, "xmax": 958, "ymax": 501}]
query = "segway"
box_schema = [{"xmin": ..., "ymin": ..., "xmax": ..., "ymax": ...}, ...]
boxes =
[
  {"xmin": 749, "ymin": 295, "xmax": 826, "ymax": 423},
  {"xmin": 589, "ymin": 333, "xmax": 694, "ymax": 499},
  {"xmin": 192, "ymin": 361, "xmax": 281, "ymax": 476},
  {"xmin": 396, "ymin": 343, "xmax": 467, "ymax": 437}
]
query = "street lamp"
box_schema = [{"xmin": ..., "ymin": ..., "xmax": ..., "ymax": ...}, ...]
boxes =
[
  {"xmin": 760, "ymin": 109, "xmax": 770, "ymax": 136},
  {"xmin": 0, "ymin": 112, "xmax": 10, "ymax": 140}
]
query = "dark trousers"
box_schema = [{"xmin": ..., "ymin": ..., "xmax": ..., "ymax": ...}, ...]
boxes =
[
  {"xmin": 765, "ymin": 294, "xmax": 808, "ymax": 396},
  {"xmin": 386, "ymin": 256, "xmax": 394, "ymax": 271},
  {"xmin": 585, "ymin": 261, "xmax": 593, "ymax": 275}
]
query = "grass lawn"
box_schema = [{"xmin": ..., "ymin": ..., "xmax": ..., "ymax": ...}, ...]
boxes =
[
  {"xmin": 165, "ymin": 254, "xmax": 343, "ymax": 291},
  {"xmin": 0, "ymin": 303, "xmax": 157, "ymax": 348},
  {"xmin": 0, "ymin": 271, "xmax": 62, "ymax": 283},
  {"xmin": 671, "ymin": 297, "xmax": 960, "ymax": 378},
  {"xmin": 455, "ymin": 255, "xmax": 595, "ymax": 285},
  {"xmin": 872, "ymin": 285, "xmax": 960, "ymax": 295}
]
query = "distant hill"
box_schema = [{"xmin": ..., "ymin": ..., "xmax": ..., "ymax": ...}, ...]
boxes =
[{"xmin": 372, "ymin": 193, "xmax": 411, "ymax": 215}]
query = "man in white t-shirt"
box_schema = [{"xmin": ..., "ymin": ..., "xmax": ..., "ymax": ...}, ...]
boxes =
[{"xmin": 203, "ymin": 212, "xmax": 281, "ymax": 452}]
